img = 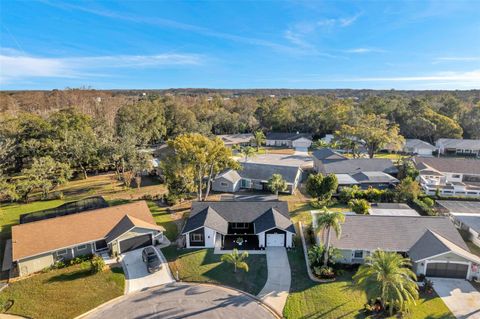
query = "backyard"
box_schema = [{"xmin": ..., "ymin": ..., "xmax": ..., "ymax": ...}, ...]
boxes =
[
  {"xmin": 0, "ymin": 264, "xmax": 125, "ymax": 319},
  {"xmin": 162, "ymin": 247, "xmax": 268, "ymax": 295}
]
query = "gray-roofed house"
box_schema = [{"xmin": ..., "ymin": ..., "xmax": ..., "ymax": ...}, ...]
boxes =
[
  {"xmin": 312, "ymin": 148, "xmax": 398, "ymax": 189},
  {"xmin": 436, "ymin": 200, "xmax": 480, "ymax": 248},
  {"xmin": 265, "ymin": 132, "xmax": 313, "ymax": 151},
  {"xmin": 319, "ymin": 215, "xmax": 480, "ymax": 280},
  {"xmin": 212, "ymin": 160, "xmax": 303, "ymax": 194},
  {"xmin": 414, "ymin": 157, "xmax": 480, "ymax": 197},
  {"xmin": 217, "ymin": 133, "xmax": 254, "ymax": 147},
  {"xmin": 181, "ymin": 201, "xmax": 295, "ymax": 249},
  {"xmin": 368, "ymin": 203, "xmax": 420, "ymax": 216},
  {"xmin": 404, "ymin": 139, "xmax": 437, "ymax": 157},
  {"xmin": 436, "ymin": 138, "xmax": 480, "ymax": 157}
]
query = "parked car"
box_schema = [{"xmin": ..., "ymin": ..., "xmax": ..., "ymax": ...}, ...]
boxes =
[{"xmin": 142, "ymin": 246, "xmax": 162, "ymax": 273}]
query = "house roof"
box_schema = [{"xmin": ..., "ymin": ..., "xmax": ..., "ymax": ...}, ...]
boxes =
[
  {"xmin": 369, "ymin": 206, "xmax": 419, "ymax": 217},
  {"xmin": 454, "ymin": 215, "xmax": 480, "ymax": 234},
  {"xmin": 351, "ymin": 171, "xmax": 399, "ymax": 184},
  {"xmin": 216, "ymin": 169, "xmax": 242, "ymax": 183},
  {"xmin": 11, "ymin": 201, "xmax": 161, "ymax": 261},
  {"xmin": 436, "ymin": 138, "xmax": 480, "ymax": 150},
  {"xmin": 320, "ymin": 158, "xmax": 398, "ymax": 175},
  {"xmin": 414, "ymin": 157, "xmax": 480, "ymax": 175},
  {"xmin": 336, "ymin": 174, "xmax": 360, "ymax": 185},
  {"xmin": 241, "ymin": 153, "xmax": 313, "ymax": 167},
  {"xmin": 182, "ymin": 201, "xmax": 294, "ymax": 235},
  {"xmin": 266, "ymin": 132, "xmax": 312, "ymax": 141},
  {"xmin": 217, "ymin": 133, "xmax": 254, "ymax": 146},
  {"xmin": 105, "ymin": 215, "xmax": 164, "ymax": 243},
  {"xmin": 238, "ymin": 162, "xmax": 301, "ymax": 184},
  {"xmin": 327, "ymin": 215, "xmax": 468, "ymax": 253},
  {"xmin": 311, "ymin": 148, "xmax": 347, "ymax": 163},
  {"xmin": 405, "ymin": 139, "xmax": 437, "ymax": 151},
  {"xmin": 436, "ymin": 200, "xmax": 480, "ymax": 214}
]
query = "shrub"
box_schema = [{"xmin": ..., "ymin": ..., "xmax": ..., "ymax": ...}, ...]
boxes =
[
  {"xmin": 90, "ymin": 255, "xmax": 105, "ymax": 273},
  {"xmin": 421, "ymin": 197, "xmax": 434, "ymax": 207},
  {"xmin": 53, "ymin": 261, "xmax": 65, "ymax": 269},
  {"xmin": 349, "ymin": 199, "xmax": 370, "ymax": 214},
  {"xmin": 164, "ymin": 193, "xmax": 181, "ymax": 205},
  {"xmin": 411, "ymin": 198, "xmax": 436, "ymax": 216},
  {"xmin": 422, "ymin": 278, "xmax": 434, "ymax": 294},
  {"xmin": 313, "ymin": 265, "xmax": 335, "ymax": 279}
]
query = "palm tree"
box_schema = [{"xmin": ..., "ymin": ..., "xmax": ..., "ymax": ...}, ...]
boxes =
[
  {"xmin": 251, "ymin": 131, "xmax": 266, "ymax": 151},
  {"xmin": 239, "ymin": 146, "xmax": 256, "ymax": 162},
  {"xmin": 267, "ymin": 173, "xmax": 287, "ymax": 196},
  {"xmin": 221, "ymin": 248, "xmax": 249, "ymax": 273},
  {"xmin": 353, "ymin": 250, "xmax": 419, "ymax": 316},
  {"xmin": 315, "ymin": 208, "xmax": 345, "ymax": 266}
]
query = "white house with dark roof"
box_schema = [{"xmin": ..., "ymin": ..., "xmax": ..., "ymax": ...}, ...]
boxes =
[
  {"xmin": 181, "ymin": 201, "xmax": 295, "ymax": 250},
  {"xmin": 317, "ymin": 214, "xmax": 480, "ymax": 280},
  {"xmin": 414, "ymin": 157, "xmax": 480, "ymax": 197},
  {"xmin": 404, "ymin": 139, "xmax": 437, "ymax": 156},
  {"xmin": 436, "ymin": 138, "xmax": 480, "ymax": 157},
  {"xmin": 265, "ymin": 132, "xmax": 312, "ymax": 151},
  {"xmin": 437, "ymin": 200, "xmax": 480, "ymax": 248}
]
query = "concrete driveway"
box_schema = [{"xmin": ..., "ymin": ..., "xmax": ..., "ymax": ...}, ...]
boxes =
[
  {"xmin": 257, "ymin": 247, "xmax": 291, "ymax": 315},
  {"xmin": 122, "ymin": 246, "xmax": 175, "ymax": 293},
  {"xmin": 82, "ymin": 283, "xmax": 277, "ymax": 319},
  {"xmin": 432, "ymin": 278, "xmax": 480, "ymax": 319}
]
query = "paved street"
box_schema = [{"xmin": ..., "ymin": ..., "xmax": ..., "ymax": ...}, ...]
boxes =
[
  {"xmin": 432, "ymin": 278, "xmax": 480, "ymax": 319},
  {"xmin": 83, "ymin": 283, "xmax": 277, "ymax": 319}
]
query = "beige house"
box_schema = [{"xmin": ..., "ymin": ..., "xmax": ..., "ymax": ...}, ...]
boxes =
[{"xmin": 11, "ymin": 201, "xmax": 164, "ymax": 277}]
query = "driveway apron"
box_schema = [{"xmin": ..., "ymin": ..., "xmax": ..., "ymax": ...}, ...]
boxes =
[
  {"xmin": 257, "ymin": 247, "xmax": 291, "ymax": 316},
  {"xmin": 432, "ymin": 278, "xmax": 480, "ymax": 319}
]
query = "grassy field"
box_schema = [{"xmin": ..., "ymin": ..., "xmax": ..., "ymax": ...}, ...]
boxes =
[
  {"xmin": 0, "ymin": 264, "xmax": 124, "ymax": 319},
  {"xmin": 284, "ymin": 237, "xmax": 454, "ymax": 319},
  {"xmin": 162, "ymin": 247, "xmax": 267, "ymax": 295}
]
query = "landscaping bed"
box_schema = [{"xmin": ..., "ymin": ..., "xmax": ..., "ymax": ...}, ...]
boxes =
[
  {"xmin": 0, "ymin": 264, "xmax": 124, "ymax": 319},
  {"xmin": 162, "ymin": 247, "xmax": 268, "ymax": 295}
]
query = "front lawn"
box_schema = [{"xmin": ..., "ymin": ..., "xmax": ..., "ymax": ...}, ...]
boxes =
[
  {"xmin": 0, "ymin": 265, "xmax": 125, "ymax": 319},
  {"xmin": 284, "ymin": 236, "xmax": 454, "ymax": 319},
  {"xmin": 162, "ymin": 247, "xmax": 267, "ymax": 295}
]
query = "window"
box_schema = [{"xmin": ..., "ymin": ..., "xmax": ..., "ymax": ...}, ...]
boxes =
[
  {"xmin": 77, "ymin": 244, "xmax": 87, "ymax": 251},
  {"xmin": 191, "ymin": 233, "xmax": 203, "ymax": 242},
  {"xmin": 57, "ymin": 249, "xmax": 68, "ymax": 256},
  {"xmin": 220, "ymin": 182, "xmax": 228, "ymax": 187},
  {"xmin": 452, "ymin": 174, "xmax": 461, "ymax": 178},
  {"xmin": 232, "ymin": 223, "xmax": 248, "ymax": 229},
  {"xmin": 354, "ymin": 250, "xmax": 363, "ymax": 258}
]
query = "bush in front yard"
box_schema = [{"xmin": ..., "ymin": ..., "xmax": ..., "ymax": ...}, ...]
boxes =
[{"xmin": 90, "ymin": 255, "xmax": 105, "ymax": 274}]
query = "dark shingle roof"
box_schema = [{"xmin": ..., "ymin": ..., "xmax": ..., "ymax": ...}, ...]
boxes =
[
  {"xmin": 351, "ymin": 171, "xmax": 399, "ymax": 183},
  {"xmin": 182, "ymin": 201, "xmax": 294, "ymax": 235},
  {"xmin": 414, "ymin": 157, "xmax": 480, "ymax": 175},
  {"xmin": 266, "ymin": 132, "xmax": 312, "ymax": 141},
  {"xmin": 239, "ymin": 162, "xmax": 301, "ymax": 184},
  {"xmin": 408, "ymin": 229, "xmax": 452, "ymax": 261},
  {"xmin": 321, "ymin": 158, "xmax": 398, "ymax": 175},
  {"xmin": 105, "ymin": 215, "xmax": 164, "ymax": 243},
  {"xmin": 328, "ymin": 215, "xmax": 467, "ymax": 252},
  {"xmin": 312, "ymin": 148, "xmax": 347, "ymax": 163}
]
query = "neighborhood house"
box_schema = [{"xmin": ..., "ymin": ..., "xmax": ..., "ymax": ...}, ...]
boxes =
[
  {"xmin": 404, "ymin": 139, "xmax": 437, "ymax": 157},
  {"xmin": 181, "ymin": 201, "xmax": 295, "ymax": 250},
  {"xmin": 217, "ymin": 133, "xmax": 254, "ymax": 147},
  {"xmin": 436, "ymin": 138, "xmax": 480, "ymax": 157},
  {"xmin": 10, "ymin": 201, "xmax": 164, "ymax": 276},
  {"xmin": 265, "ymin": 132, "xmax": 312, "ymax": 151},
  {"xmin": 437, "ymin": 200, "xmax": 480, "ymax": 248}
]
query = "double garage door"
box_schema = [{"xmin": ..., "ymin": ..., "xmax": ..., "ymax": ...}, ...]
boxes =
[
  {"xmin": 426, "ymin": 262, "xmax": 468, "ymax": 279},
  {"xmin": 119, "ymin": 234, "xmax": 152, "ymax": 253},
  {"xmin": 266, "ymin": 234, "xmax": 285, "ymax": 247}
]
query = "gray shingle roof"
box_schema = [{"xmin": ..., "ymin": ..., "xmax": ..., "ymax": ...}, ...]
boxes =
[
  {"xmin": 328, "ymin": 215, "xmax": 468, "ymax": 252},
  {"xmin": 454, "ymin": 215, "xmax": 480, "ymax": 233},
  {"xmin": 216, "ymin": 169, "xmax": 242, "ymax": 183},
  {"xmin": 217, "ymin": 134, "xmax": 254, "ymax": 145},
  {"xmin": 266, "ymin": 132, "xmax": 312, "ymax": 141},
  {"xmin": 182, "ymin": 201, "xmax": 294, "ymax": 235},
  {"xmin": 437, "ymin": 138, "xmax": 480, "ymax": 150},
  {"xmin": 351, "ymin": 171, "xmax": 399, "ymax": 184},
  {"xmin": 321, "ymin": 158, "xmax": 398, "ymax": 175},
  {"xmin": 239, "ymin": 162, "xmax": 301, "ymax": 184},
  {"xmin": 436, "ymin": 200, "xmax": 480, "ymax": 214},
  {"xmin": 408, "ymin": 230, "xmax": 452, "ymax": 261},
  {"xmin": 405, "ymin": 139, "xmax": 437, "ymax": 151},
  {"xmin": 312, "ymin": 148, "xmax": 347, "ymax": 163},
  {"xmin": 414, "ymin": 157, "xmax": 480, "ymax": 175}
]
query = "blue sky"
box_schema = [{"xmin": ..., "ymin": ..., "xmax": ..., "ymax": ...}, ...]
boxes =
[{"xmin": 1, "ymin": 0, "xmax": 479, "ymax": 90}]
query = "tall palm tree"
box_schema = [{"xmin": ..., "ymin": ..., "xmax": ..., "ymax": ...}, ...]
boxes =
[
  {"xmin": 353, "ymin": 250, "xmax": 419, "ymax": 316},
  {"xmin": 315, "ymin": 208, "xmax": 345, "ymax": 266},
  {"xmin": 221, "ymin": 248, "xmax": 249, "ymax": 273},
  {"xmin": 251, "ymin": 131, "xmax": 266, "ymax": 151},
  {"xmin": 239, "ymin": 146, "xmax": 256, "ymax": 162},
  {"xmin": 267, "ymin": 173, "xmax": 287, "ymax": 196}
]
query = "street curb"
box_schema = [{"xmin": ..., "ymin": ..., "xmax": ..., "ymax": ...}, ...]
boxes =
[{"xmin": 73, "ymin": 294, "xmax": 126, "ymax": 319}]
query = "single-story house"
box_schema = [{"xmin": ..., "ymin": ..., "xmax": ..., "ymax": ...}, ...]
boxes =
[
  {"xmin": 414, "ymin": 157, "xmax": 480, "ymax": 197},
  {"xmin": 181, "ymin": 201, "xmax": 295, "ymax": 249},
  {"xmin": 212, "ymin": 161, "xmax": 302, "ymax": 194},
  {"xmin": 404, "ymin": 139, "xmax": 437, "ymax": 157},
  {"xmin": 217, "ymin": 133, "xmax": 254, "ymax": 147},
  {"xmin": 321, "ymin": 215, "xmax": 480, "ymax": 280},
  {"xmin": 436, "ymin": 138, "xmax": 480, "ymax": 157},
  {"xmin": 368, "ymin": 203, "xmax": 420, "ymax": 216},
  {"xmin": 11, "ymin": 201, "xmax": 165, "ymax": 277},
  {"xmin": 436, "ymin": 200, "xmax": 480, "ymax": 248},
  {"xmin": 313, "ymin": 148, "xmax": 398, "ymax": 189},
  {"xmin": 265, "ymin": 132, "xmax": 312, "ymax": 151}
]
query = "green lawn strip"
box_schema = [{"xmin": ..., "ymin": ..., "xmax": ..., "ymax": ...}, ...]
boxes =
[
  {"xmin": 147, "ymin": 202, "xmax": 178, "ymax": 240},
  {"xmin": 0, "ymin": 265, "xmax": 124, "ymax": 319},
  {"xmin": 162, "ymin": 247, "xmax": 267, "ymax": 295},
  {"xmin": 284, "ymin": 236, "xmax": 454, "ymax": 319}
]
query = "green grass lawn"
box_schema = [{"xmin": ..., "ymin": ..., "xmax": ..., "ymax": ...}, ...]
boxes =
[
  {"xmin": 162, "ymin": 247, "xmax": 267, "ymax": 295},
  {"xmin": 284, "ymin": 236, "xmax": 454, "ymax": 319},
  {"xmin": 0, "ymin": 265, "xmax": 124, "ymax": 319},
  {"xmin": 148, "ymin": 202, "xmax": 179, "ymax": 240}
]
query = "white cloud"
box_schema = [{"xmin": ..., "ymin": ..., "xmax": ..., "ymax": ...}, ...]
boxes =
[
  {"xmin": 433, "ymin": 56, "xmax": 480, "ymax": 63},
  {"xmin": 0, "ymin": 50, "xmax": 203, "ymax": 83},
  {"xmin": 344, "ymin": 48, "xmax": 386, "ymax": 54}
]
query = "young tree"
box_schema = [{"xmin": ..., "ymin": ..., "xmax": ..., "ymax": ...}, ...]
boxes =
[
  {"xmin": 221, "ymin": 248, "xmax": 249, "ymax": 273},
  {"xmin": 251, "ymin": 131, "xmax": 266, "ymax": 151},
  {"xmin": 306, "ymin": 173, "xmax": 338, "ymax": 203},
  {"xmin": 315, "ymin": 208, "xmax": 345, "ymax": 266},
  {"xmin": 395, "ymin": 177, "xmax": 421, "ymax": 202},
  {"xmin": 267, "ymin": 174, "xmax": 287, "ymax": 196},
  {"xmin": 353, "ymin": 250, "xmax": 419, "ymax": 316},
  {"xmin": 238, "ymin": 146, "xmax": 256, "ymax": 162},
  {"xmin": 348, "ymin": 199, "xmax": 370, "ymax": 214}
]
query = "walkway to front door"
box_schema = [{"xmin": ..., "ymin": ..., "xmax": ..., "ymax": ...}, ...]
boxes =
[{"xmin": 257, "ymin": 247, "xmax": 291, "ymax": 316}]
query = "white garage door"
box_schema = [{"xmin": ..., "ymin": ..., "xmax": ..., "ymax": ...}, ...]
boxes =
[
  {"xmin": 266, "ymin": 234, "xmax": 285, "ymax": 247},
  {"xmin": 295, "ymin": 146, "xmax": 308, "ymax": 152}
]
